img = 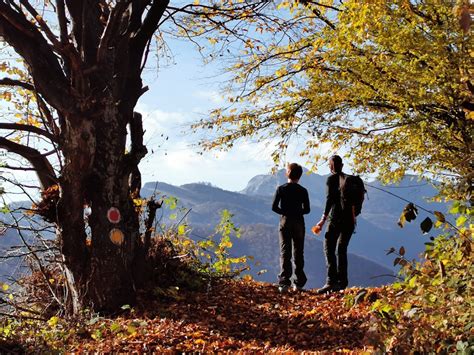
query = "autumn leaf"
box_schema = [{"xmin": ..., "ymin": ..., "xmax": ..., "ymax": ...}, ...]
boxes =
[
  {"xmin": 420, "ymin": 217, "xmax": 433, "ymax": 234},
  {"xmin": 433, "ymin": 211, "xmax": 445, "ymax": 223}
]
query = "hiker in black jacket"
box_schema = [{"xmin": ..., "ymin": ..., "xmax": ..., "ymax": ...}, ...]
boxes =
[
  {"xmin": 272, "ymin": 163, "xmax": 310, "ymax": 293},
  {"xmin": 314, "ymin": 155, "xmax": 356, "ymax": 294}
]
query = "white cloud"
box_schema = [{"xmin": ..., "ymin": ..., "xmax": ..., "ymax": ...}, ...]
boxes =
[
  {"xmin": 138, "ymin": 137, "xmax": 276, "ymax": 191},
  {"xmin": 192, "ymin": 90, "xmax": 225, "ymax": 105},
  {"xmin": 135, "ymin": 102, "xmax": 332, "ymax": 191}
]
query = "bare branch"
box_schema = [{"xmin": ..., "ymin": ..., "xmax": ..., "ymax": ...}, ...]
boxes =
[
  {"xmin": 0, "ymin": 77, "xmax": 34, "ymax": 91},
  {"xmin": 97, "ymin": 1, "xmax": 130, "ymax": 63},
  {"xmin": 8, "ymin": 212, "xmax": 64, "ymax": 311},
  {"xmin": 131, "ymin": 0, "xmax": 170, "ymax": 64},
  {"xmin": 19, "ymin": 0, "xmax": 63, "ymax": 49},
  {"xmin": 64, "ymin": 0, "xmax": 83, "ymax": 49},
  {"xmin": 56, "ymin": 0, "xmax": 69, "ymax": 44},
  {"xmin": 34, "ymin": 92, "xmax": 60, "ymax": 138},
  {"xmin": 0, "ymin": 137, "xmax": 57, "ymax": 189},
  {"xmin": 143, "ymin": 199, "xmax": 161, "ymax": 254},
  {"xmin": 0, "ymin": 164, "xmax": 36, "ymax": 171},
  {"xmin": 0, "ymin": 122, "xmax": 57, "ymax": 142},
  {"xmin": 125, "ymin": 111, "xmax": 147, "ymax": 195},
  {"xmin": 0, "ymin": 2, "xmax": 74, "ymax": 112},
  {"xmin": 81, "ymin": 0, "xmax": 106, "ymax": 65}
]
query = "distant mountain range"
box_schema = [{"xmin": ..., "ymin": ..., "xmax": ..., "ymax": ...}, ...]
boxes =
[
  {"xmin": 142, "ymin": 170, "xmax": 448, "ymax": 289},
  {"xmin": 0, "ymin": 227, "xmax": 30, "ymax": 283},
  {"xmin": 0, "ymin": 170, "xmax": 447, "ymax": 289}
]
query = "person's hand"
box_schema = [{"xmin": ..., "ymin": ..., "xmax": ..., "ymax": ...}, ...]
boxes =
[
  {"xmin": 311, "ymin": 217, "xmax": 326, "ymax": 235},
  {"xmin": 311, "ymin": 224, "xmax": 322, "ymax": 235}
]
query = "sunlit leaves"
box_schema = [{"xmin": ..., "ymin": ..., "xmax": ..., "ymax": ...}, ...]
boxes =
[
  {"xmin": 177, "ymin": 224, "xmax": 187, "ymax": 236},
  {"xmin": 0, "ymin": 60, "xmax": 48, "ymax": 150},
  {"xmin": 456, "ymin": 215, "xmax": 467, "ymax": 227},
  {"xmin": 371, "ymin": 227, "xmax": 473, "ymax": 351},
  {"xmin": 187, "ymin": 0, "xmax": 472, "ymax": 198},
  {"xmin": 202, "ymin": 209, "xmax": 246, "ymax": 275},
  {"xmin": 8, "ymin": 278, "xmax": 384, "ymax": 352}
]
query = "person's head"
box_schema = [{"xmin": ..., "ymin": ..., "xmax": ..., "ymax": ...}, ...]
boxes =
[
  {"xmin": 329, "ymin": 155, "xmax": 343, "ymax": 174},
  {"xmin": 286, "ymin": 163, "xmax": 303, "ymax": 182}
]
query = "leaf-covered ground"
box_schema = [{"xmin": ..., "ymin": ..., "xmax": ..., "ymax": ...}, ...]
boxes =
[{"xmin": 67, "ymin": 280, "xmax": 379, "ymax": 352}]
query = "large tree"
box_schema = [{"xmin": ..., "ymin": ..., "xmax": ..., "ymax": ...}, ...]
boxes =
[
  {"xmin": 0, "ymin": 0, "xmax": 284, "ymax": 315},
  {"xmin": 0, "ymin": 0, "xmax": 174, "ymax": 313},
  {"xmin": 186, "ymin": 0, "xmax": 473, "ymax": 200}
]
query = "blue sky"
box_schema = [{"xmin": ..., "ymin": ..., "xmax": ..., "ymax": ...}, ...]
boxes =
[
  {"xmin": 1, "ymin": 33, "xmax": 333, "ymax": 204},
  {"xmin": 135, "ymin": 37, "xmax": 332, "ymax": 191}
]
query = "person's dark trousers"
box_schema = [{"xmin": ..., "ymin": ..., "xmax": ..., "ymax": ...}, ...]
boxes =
[
  {"xmin": 278, "ymin": 216, "xmax": 307, "ymax": 288},
  {"xmin": 324, "ymin": 218, "xmax": 355, "ymax": 288}
]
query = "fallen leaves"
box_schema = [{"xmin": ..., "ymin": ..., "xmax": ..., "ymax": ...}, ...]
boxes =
[{"xmin": 66, "ymin": 280, "xmax": 377, "ymax": 352}]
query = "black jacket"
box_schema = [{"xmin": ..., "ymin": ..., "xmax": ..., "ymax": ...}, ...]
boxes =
[{"xmin": 272, "ymin": 182, "xmax": 310, "ymax": 218}]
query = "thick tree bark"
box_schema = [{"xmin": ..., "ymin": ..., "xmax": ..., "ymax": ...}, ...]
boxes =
[
  {"xmin": 56, "ymin": 104, "xmax": 143, "ymax": 312},
  {"xmin": 86, "ymin": 104, "xmax": 138, "ymax": 311},
  {"xmin": 56, "ymin": 115, "xmax": 95, "ymax": 313}
]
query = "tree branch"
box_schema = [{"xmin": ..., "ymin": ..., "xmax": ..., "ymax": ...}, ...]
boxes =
[
  {"xmin": 0, "ymin": 77, "xmax": 60, "ymax": 137},
  {"xmin": 64, "ymin": 0, "xmax": 84, "ymax": 51},
  {"xmin": 34, "ymin": 91, "xmax": 60, "ymax": 137},
  {"xmin": 0, "ymin": 2, "xmax": 74, "ymax": 113},
  {"xmin": 300, "ymin": 1, "xmax": 341, "ymax": 12},
  {"xmin": 131, "ymin": 0, "xmax": 170, "ymax": 65},
  {"xmin": 129, "ymin": 0, "xmax": 148, "ymax": 34},
  {"xmin": 56, "ymin": 0, "xmax": 69, "ymax": 44},
  {"xmin": 124, "ymin": 111, "xmax": 147, "ymax": 195},
  {"xmin": 81, "ymin": 0, "xmax": 105, "ymax": 66},
  {"xmin": 0, "ymin": 164, "xmax": 36, "ymax": 171},
  {"xmin": 19, "ymin": 0, "xmax": 63, "ymax": 50},
  {"xmin": 143, "ymin": 199, "xmax": 161, "ymax": 254},
  {"xmin": 0, "ymin": 77, "xmax": 34, "ymax": 91},
  {"xmin": 0, "ymin": 122, "xmax": 57, "ymax": 142},
  {"xmin": 97, "ymin": 1, "xmax": 130, "ymax": 63},
  {"xmin": 0, "ymin": 137, "xmax": 57, "ymax": 189}
]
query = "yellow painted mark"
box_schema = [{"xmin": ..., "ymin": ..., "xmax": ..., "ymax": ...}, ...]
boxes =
[{"xmin": 110, "ymin": 228, "xmax": 124, "ymax": 245}]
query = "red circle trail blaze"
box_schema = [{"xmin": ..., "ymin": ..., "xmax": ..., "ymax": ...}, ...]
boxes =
[{"xmin": 107, "ymin": 207, "xmax": 121, "ymax": 223}]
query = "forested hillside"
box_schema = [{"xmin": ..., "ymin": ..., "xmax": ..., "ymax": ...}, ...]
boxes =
[{"xmin": 142, "ymin": 170, "xmax": 447, "ymax": 270}]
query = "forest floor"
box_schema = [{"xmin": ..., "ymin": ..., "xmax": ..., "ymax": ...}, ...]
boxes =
[{"xmin": 64, "ymin": 279, "xmax": 381, "ymax": 353}]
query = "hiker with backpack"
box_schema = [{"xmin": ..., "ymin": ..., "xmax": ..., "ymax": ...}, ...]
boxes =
[{"xmin": 313, "ymin": 155, "xmax": 365, "ymax": 294}]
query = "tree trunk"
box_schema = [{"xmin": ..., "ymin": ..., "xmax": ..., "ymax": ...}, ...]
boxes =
[
  {"xmin": 0, "ymin": 0, "xmax": 169, "ymax": 315},
  {"xmin": 86, "ymin": 104, "xmax": 139, "ymax": 312},
  {"xmin": 57, "ymin": 116, "xmax": 94, "ymax": 313},
  {"xmin": 58, "ymin": 103, "xmax": 142, "ymax": 313}
]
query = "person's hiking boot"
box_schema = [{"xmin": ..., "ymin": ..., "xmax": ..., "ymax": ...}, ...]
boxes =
[
  {"xmin": 292, "ymin": 285, "xmax": 304, "ymax": 292},
  {"xmin": 336, "ymin": 283, "xmax": 348, "ymax": 291},
  {"xmin": 278, "ymin": 285, "xmax": 289, "ymax": 294},
  {"xmin": 316, "ymin": 284, "xmax": 337, "ymax": 294}
]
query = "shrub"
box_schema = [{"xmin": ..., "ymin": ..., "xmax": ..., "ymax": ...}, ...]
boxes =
[{"xmin": 368, "ymin": 203, "xmax": 473, "ymax": 352}]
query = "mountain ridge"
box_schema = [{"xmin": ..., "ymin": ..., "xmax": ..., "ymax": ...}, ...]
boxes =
[
  {"xmin": 142, "ymin": 170, "xmax": 446, "ymax": 268},
  {"xmin": 0, "ymin": 171, "xmax": 445, "ymax": 287}
]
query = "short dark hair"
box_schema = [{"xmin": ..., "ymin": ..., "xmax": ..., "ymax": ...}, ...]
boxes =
[
  {"xmin": 330, "ymin": 155, "xmax": 343, "ymax": 173},
  {"xmin": 288, "ymin": 163, "xmax": 303, "ymax": 180}
]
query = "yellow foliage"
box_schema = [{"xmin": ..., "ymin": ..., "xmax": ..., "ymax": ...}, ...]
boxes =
[{"xmin": 191, "ymin": 0, "xmax": 473, "ymax": 200}]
